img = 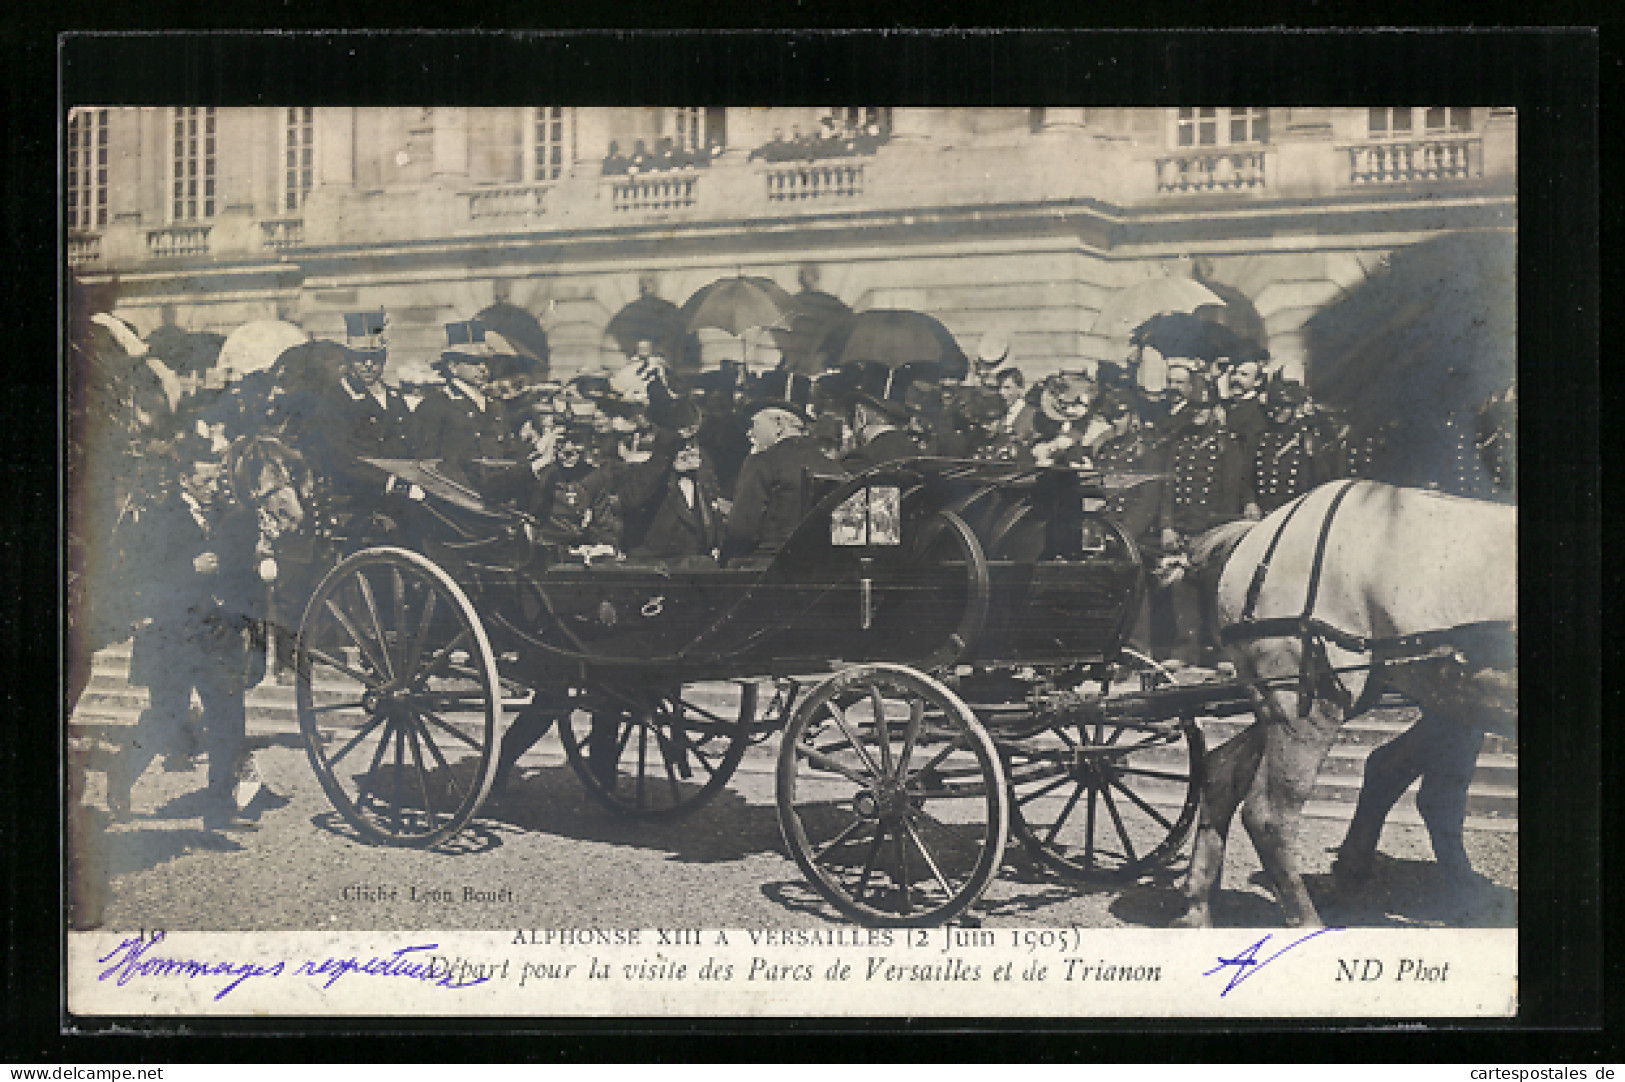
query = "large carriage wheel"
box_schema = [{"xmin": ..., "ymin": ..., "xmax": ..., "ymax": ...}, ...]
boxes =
[
  {"xmin": 777, "ymin": 664, "xmax": 1009, "ymax": 927},
  {"xmin": 558, "ymin": 680, "xmax": 757, "ymax": 820},
  {"xmin": 296, "ymin": 547, "xmax": 503, "ymax": 847},
  {"xmin": 1006, "ymin": 649, "xmax": 1205, "ymax": 879}
]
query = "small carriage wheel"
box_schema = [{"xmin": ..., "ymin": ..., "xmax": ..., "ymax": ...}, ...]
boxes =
[
  {"xmin": 1006, "ymin": 650, "xmax": 1205, "ymax": 879},
  {"xmin": 296, "ymin": 546, "xmax": 503, "ymax": 847},
  {"xmin": 558, "ymin": 680, "xmax": 757, "ymax": 820},
  {"xmin": 777, "ymin": 664, "xmax": 1009, "ymax": 928}
]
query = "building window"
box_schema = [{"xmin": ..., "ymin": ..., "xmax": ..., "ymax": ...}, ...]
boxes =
[
  {"xmin": 67, "ymin": 108, "xmax": 108, "ymax": 231},
  {"xmin": 171, "ymin": 107, "xmax": 216, "ymax": 221},
  {"xmin": 284, "ymin": 107, "xmax": 314, "ymax": 212},
  {"xmin": 532, "ymin": 107, "xmax": 572, "ymax": 181},
  {"xmin": 1370, "ymin": 108, "xmax": 1472, "ymax": 137},
  {"xmin": 1176, "ymin": 108, "xmax": 1268, "ymax": 148},
  {"xmin": 827, "ymin": 108, "xmax": 893, "ymax": 138},
  {"xmin": 669, "ymin": 107, "xmax": 726, "ymax": 156}
]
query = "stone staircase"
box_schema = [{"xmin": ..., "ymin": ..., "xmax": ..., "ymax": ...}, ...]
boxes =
[{"xmin": 69, "ymin": 642, "xmax": 1517, "ymax": 833}]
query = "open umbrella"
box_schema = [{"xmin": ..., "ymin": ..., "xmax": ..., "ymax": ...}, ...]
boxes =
[
  {"xmin": 475, "ymin": 302, "xmax": 550, "ymax": 371},
  {"xmin": 680, "ymin": 276, "xmax": 797, "ymax": 336},
  {"xmin": 816, "ymin": 309, "xmax": 968, "ymax": 374},
  {"xmin": 604, "ymin": 294, "xmax": 688, "ymax": 357},
  {"xmin": 215, "ymin": 320, "xmax": 309, "ymax": 382},
  {"xmin": 143, "ymin": 324, "xmax": 225, "ymax": 376},
  {"xmin": 1131, "ymin": 312, "xmax": 1259, "ymax": 364},
  {"xmin": 772, "ymin": 288, "xmax": 853, "ymax": 375}
]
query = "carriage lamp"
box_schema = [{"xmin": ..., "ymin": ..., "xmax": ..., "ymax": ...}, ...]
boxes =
[{"xmin": 859, "ymin": 557, "xmax": 876, "ymax": 630}]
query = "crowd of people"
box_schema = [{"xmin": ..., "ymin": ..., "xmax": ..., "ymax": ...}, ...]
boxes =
[{"xmin": 76, "ymin": 304, "xmax": 1513, "ymax": 828}]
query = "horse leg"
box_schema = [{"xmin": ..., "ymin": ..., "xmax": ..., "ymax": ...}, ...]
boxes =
[
  {"xmin": 1411, "ymin": 711, "xmax": 1486, "ymax": 881},
  {"xmin": 1174, "ymin": 721, "xmax": 1268, "ymax": 928},
  {"xmin": 1239, "ymin": 692, "xmax": 1343, "ymax": 927},
  {"xmin": 1334, "ymin": 716, "xmax": 1430, "ymax": 885}
]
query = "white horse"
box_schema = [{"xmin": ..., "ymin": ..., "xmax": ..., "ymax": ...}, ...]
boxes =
[{"xmin": 1175, "ymin": 480, "xmax": 1516, "ymax": 927}]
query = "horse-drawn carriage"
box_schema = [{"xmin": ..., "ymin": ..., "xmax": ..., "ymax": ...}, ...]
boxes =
[{"xmin": 291, "ymin": 455, "xmax": 1253, "ymax": 927}]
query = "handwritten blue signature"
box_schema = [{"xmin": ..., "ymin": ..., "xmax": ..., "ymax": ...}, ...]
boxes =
[
  {"xmin": 96, "ymin": 932, "xmax": 491, "ymax": 1002},
  {"xmin": 1202, "ymin": 927, "xmax": 1345, "ymax": 997}
]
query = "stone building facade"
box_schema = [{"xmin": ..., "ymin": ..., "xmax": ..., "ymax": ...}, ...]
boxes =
[{"xmin": 67, "ymin": 106, "xmax": 1516, "ymax": 384}]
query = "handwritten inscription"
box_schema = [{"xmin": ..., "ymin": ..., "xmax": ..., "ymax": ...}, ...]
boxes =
[
  {"xmin": 95, "ymin": 932, "xmax": 493, "ymax": 1001},
  {"xmin": 1202, "ymin": 927, "xmax": 1345, "ymax": 997}
]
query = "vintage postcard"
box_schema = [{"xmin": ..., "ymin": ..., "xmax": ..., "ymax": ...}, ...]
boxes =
[{"xmin": 64, "ymin": 101, "xmax": 1519, "ymax": 1019}]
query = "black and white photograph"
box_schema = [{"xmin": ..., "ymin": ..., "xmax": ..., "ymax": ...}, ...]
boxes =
[{"xmin": 60, "ymin": 92, "xmax": 1529, "ymax": 1017}]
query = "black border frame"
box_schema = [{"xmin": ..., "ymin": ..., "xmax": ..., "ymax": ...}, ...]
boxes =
[{"xmin": 5, "ymin": 23, "xmax": 1608, "ymax": 1062}]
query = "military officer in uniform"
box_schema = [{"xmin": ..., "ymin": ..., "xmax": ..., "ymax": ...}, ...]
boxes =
[
  {"xmin": 307, "ymin": 311, "xmax": 413, "ymax": 517},
  {"xmin": 1151, "ymin": 361, "xmax": 1255, "ymax": 666},
  {"xmin": 1091, "ymin": 388, "xmax": 1164, "ymax": 544},
  {"xmin": 410, "ymin": 320, "xmax": 518, "ymax": 492},
  {"xmin": 1218, "ymin": 352, "xmax": 1269, "ymax": 463},
  {"xmin": 1250, "ymin": 370, "xmax": 1341, "ymax": 514}
]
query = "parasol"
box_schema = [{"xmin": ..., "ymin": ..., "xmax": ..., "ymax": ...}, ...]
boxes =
[
  {"xmin": 143, "ymin": 325, "xmax": 226, "ymax": 376},
  {"xmin": 1130, "ymin": 312, "xmax": 1259, "ymax": 364},
  {"xmin": 475, "ymin": 302, "xmax": 550, "ymax": 371},
  {"xmin": 604, "ymin": 294, "xmax": 694, "ymax": 362},
  {"xmin": 680, "ymin": 276, "xmax": 798, "ymax": 337},
  {"xmin": 215, "ymin": 320, "xmax": 310, "ymax": 382}
]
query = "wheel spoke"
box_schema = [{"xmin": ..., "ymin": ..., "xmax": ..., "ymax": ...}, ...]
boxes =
[
  {"xmin": 354, "ymin": 570, "xmax": 395, "ymax": 681},
  {"xmin": 652, "ymin": 724, "xmax": 684, "ymax": 805},
  {"xmin": 391, "ymin": 567, "xmax": 407, "ymax": 669},
  {"xmin": 826, "ymin": 700, "xmax": 883, "ymax": 779},
  {"xmin": 853, "ymin": 826, "xmax": 886, "ymax": 902},
  {"xmin": 892, "ymin": 829, "xmax": 912, "ymax": 915},
  {"xmin": 412, "ymin": 713, "xmax": 468, "ymax": 804},
  {"xmin": 419, "ymin": 709, "xmax": 484, "ymax": 751},
  {"xmin": 415, "ymin": 629, "xmax": 472, "ymax": 682},
  {"xmin": 404, "ymin": 718, "xmax": 439, "ymax": 827},
  {"xmin": 636, "ymin": 722, "xmax": 649, "ymax": 809},
  {"xmin": 1014, "ymin": 773, "xmax": 1072, "ymax": 806},
  {"xmin": 324, "ymin": 597, "xmax": 391, "ymax": 682},
  {"xmin": 1044, "ymin": 783, "xmax": 1087, "ymax": 845},
  {"xmin": 902, "ymin": 818, "xmax": 953, "ymax": 898},
  {"xmin": 304, "ymin": 646, "xmax": 379, "ymax": 689},
  {"xmin": 896, "ymin": 698, "xmax": 925, "ymax": 774},
  {"xmin": 903, "ymin": 732, "xmax": 968, "ymax": 785},
  {"xmin": 354, "ymin": 714, "xmax": 397, "ymax": 814},
  {"xmin": 327, "ymin": 712, "xmax": 389, "ymax": 767},
  {"xmin": 404, "ymin": 588, "xmax": 439, "ymax": 677},
  {"xmin": 795, "ymin": 743, "xmax": 873, "ymax": 787},
  {"xmin": 1084, "ymin": 784, "xmax": 1099, "ymax": 867},
  {"xmin": 391, "ymin": 722, "xmax": 407, "ymax": 834},
  {"xmin": 868, "ymin": 685, "xmax": 894, "ymax": 777},
  {"xmin": 1109, "ymin": 777, "xmax": 1175, "ymax": 831},
  {"xmin": 810, "ymin": 816, "xmax": 869, "ymax": 864},
  {"xmin": 1099, "ymin": 784, "xmax": 1138, "ymax": 865}
]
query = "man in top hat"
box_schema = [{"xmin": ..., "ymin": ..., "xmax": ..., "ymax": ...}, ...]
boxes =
[
  {"xmin": 410, "ymin": 320, "xmax": 520, "ymax": 491},
  {"xmin": 307, "ymin": 312, "xmax": 413, "ymax": 517},
  {"xmin": 724, "ymin": 393, "xmax": 845, "ymax": 566},
  {"xmin": 1250, "ymin": 369, "xmax": 1341, "ymax": 515},
  {"xmin": 619, "ymin": 397, "xmax": 723, "ymax": 564},
  {"xmin": 842, "ymin": 363, "xmax": 922, "ymax": 473}
]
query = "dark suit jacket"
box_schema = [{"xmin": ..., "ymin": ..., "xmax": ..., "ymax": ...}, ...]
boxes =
[
  {"xmin": 725, "ymin": 434, "xmax": 845, "ymax": 562},
  {"xmin": 409, "ymin": 380, "xmax": 515, "ymax": 489},
  {"xmin": 124, "ymin": 487, "xmax": 262, "ymax": 687},
  {"xmin": 308, "ymin": 376, "xmax": 412, "ymax": 505},
  {"xmin": 621, "ymin": 455, "xmax": 723, "ymax": 560}
]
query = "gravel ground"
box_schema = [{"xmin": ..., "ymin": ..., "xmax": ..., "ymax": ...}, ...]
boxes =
[{"xmin": 70, "ymin": 734, "xmax": 1516, "ymax": 933}]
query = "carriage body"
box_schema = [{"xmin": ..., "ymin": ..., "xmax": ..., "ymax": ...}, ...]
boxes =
[
  {"xmin": 401, "ymin": 457, "xmax": 1145, "ymax": 687},
  {"xmin": 294, "ymin": 454, "xmax": 1205, "ymax": 928}
]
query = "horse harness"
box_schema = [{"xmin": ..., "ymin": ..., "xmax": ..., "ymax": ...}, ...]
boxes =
[{"xmin": 1218, "ymin": 479, "xmax": 1511, "ymax": 717}]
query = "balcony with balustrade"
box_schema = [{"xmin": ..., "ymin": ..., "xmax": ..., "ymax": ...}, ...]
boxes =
[
  {"xmin": 1153, "ymin": 149, "xmax": 1270, "ymax": 196},
  {"xmin": 465, "ymin": 184, "xmax": 549, "ymax": 220},
  {"xmin": 762, "ymin": 162, "xmax": 866, "ymax": 203},
  {"xmin": 602, "ymin": 171, "xmax": 700, "ymax": 215},
  {"xmin": 146, "ymin": 224, "xmax": 212, "ymax": 259},
  {"xmin": 1342, "ymin": 134, "xmax": 1482, "ymax": 186},
  {"xmin": 259, "ymin": 218, "xmax": 305, "ymax": 250}
]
